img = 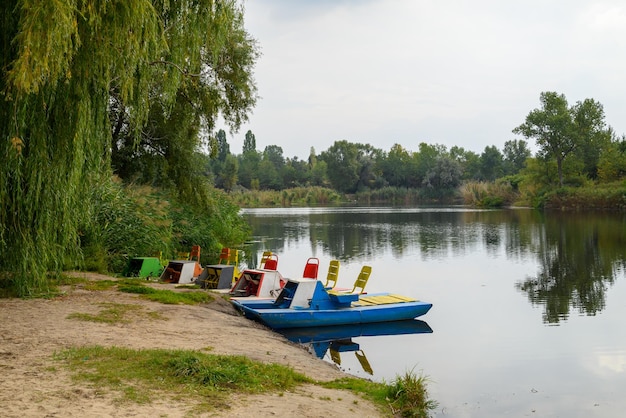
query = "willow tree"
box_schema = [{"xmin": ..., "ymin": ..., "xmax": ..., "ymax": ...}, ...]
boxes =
[{"xmin": 1, "ymin": 0, "xmax": 258, "ymax": 295}]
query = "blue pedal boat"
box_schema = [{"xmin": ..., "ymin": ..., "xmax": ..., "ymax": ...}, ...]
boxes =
[{"xmin": 230, "ymin": 277, "xmax": 432, "ymax": 329}]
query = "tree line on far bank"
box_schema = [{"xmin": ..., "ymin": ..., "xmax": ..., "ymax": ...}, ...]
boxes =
[{"xmin": 155, "ymin": 91, "xmax": 624, "ymax": 207}]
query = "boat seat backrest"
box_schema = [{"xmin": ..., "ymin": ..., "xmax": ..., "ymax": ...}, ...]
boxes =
[
  {"xmin": 190, "ymin": 245, "xmax": 201, "ymax": 262},
  {"xmin": 219, "ymin": 247, "xmax": 232, "ymax": 264},
  {"xmin": 264, "ymin": 255, "xmax": 278, "ymax": 270},
  {"xmin": 351, "ymin": 266, "xmax": 372, "ymax": 294},
  {"xmin": 259, "ymin": 251, "xmax": 272, "ymax": 268},
  {"xmin": 303, "ymin": 257, "xmax": 320, "ymax": 279},
  {"xmin": 325, "ymin": 260, "xmax": 340, "ymax": 288}
]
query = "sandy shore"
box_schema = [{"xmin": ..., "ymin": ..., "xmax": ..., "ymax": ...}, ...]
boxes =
[{"xmin": 0, "ymin": 272, "xmax": 383, "ymax": 417}]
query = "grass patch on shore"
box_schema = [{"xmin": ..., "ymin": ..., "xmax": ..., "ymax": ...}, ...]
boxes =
[
  {"xmin": 55, "ymin": 346, "xmax": 310, "ymax": 411},
  {"xmin": 67, "ymin": 303, "xmax": 144, "ymax": 324},
  {"xmin": 67, "ymin": 302, "xmax": 165, "ymax": 324},
  {"xmin": 324, "ymin": 372, "xmax": 437, "ymax": 417},
  {"xmin": 118, "ymin": 283, "xmax": 213, "ymax": 305},
  {"xmin": 56, "ymin": 346, "xmax": 437, "ymax": 417},
  {"xmin": 68, "ymin": 276, "xmax": 213, "ymax": 305}
]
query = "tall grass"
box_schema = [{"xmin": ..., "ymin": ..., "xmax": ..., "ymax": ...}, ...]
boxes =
[
  {"xmin": 386, "ymin": 370, "xmax": 438, "ymax": 417},
  {"xmin": 323, "ymin": 369, "xmax": 437, "ymax": 417},
  {"xmin": 354, "ymin": 187, "xmax": 459, "ymax": 205},
  {"xmin": 75, "ymin": 177, "xmax": 250, "ymax": 276},
  {"xmin": 230, "ymin": 186, "xmax": 343, "ymax": 207},
  {"xmin": 460, "ymin": 180, "xmax": 517, "ymax": 207}
]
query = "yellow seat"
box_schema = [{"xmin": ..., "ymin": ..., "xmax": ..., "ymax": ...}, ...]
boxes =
[
  {"xmin": 325, "ymin": 260, "xmax": 340, "ymax": 288},
  {"xmin": 351, "ymin": 266, "xmax": 372, "ymax": 294},
  {"xmin": 228, "ymin": 249, "xmax": 239, "ymax": 265},
  {"xmin": 259, "ymin": 251, "xmax": 272, "ymax": 268},
  {"xmin": 228, "ymin": 249, "xmax": 241, "ymax": 282},
  {"xmin": 154, "ymin": 251, "xmax": 168, "ymax": 267}
]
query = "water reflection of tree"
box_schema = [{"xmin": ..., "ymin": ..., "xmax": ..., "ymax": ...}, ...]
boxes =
[
  {"xmin": 516, "ymin": 214, "xmax": 624, "ymax": 324},
  {"xmin": 243, "ymin": 209, "xmax": 626, "ymax": 325}
]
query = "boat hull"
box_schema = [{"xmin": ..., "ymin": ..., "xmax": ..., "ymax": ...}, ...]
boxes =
[{"xmin": 232, "ymin": 298, "xmax": 432, "ymax": 329}]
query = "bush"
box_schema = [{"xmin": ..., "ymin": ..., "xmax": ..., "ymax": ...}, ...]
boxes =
[
  {"xmin": 77, "ymin": 177, "xmax": 250, "ymax": 274},
  {"xmin": 460, "ymin": 181, "xmax": 517, "ymax": 207}
]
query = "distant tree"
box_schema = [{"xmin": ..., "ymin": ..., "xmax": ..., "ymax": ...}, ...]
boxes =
[
  {"xmin": 597, "ymin": 133, "xmax": 626, "ymax": 182},
  {"xmin": 263, "ymin": 145, "xmax": 285, "ymax": 169},
  {"xmin": 238, "ymin": 131, "xmax": 260, "ymax": 188},
  {"xmin": 502, "ymin": 139, "xmax": 531, "ymax": 175},
  {"xmin": 422, "ymin": 156, "xmax": 463, "ymax": 194},
  {"xmin": 514, "ymin": 92, "xmax": 609, "ymax": 187},
  {"xmin": 243, "ymin": 130, "xmax": 257, "ymax": 154},
  {"xmin": 450, "ymin": 146, "xmax": 481, "ymax": 180},
  {"xmin": 216, "ymin": 129, "xmax": 230, "ymax": 162},
  {"xmin": 571, "ymin": 99, "xmax": 611, "ymax": 179},
  {"xmin": 310, "ymin": 160, "xmax": 329, "ymax": 187},
  {"xmin": 283, "ymin": 157, "xmax": 310, "ymax": 188},
  {"xmin": 514, "ymin": 92, "xmax": 572, "ymax": 186},
  {"xmin": 221, "ymin": 154, "xmax": 239, "ymax": 191},
  {"xmin": 237, "ymin": 149, "xmax": 260, "ymax": 189},
  {"xmin": 258, "ymin": 159, "xmax": 282, "ymax": 190},
  {"xmin": 479, "ymin": 145, "xmax": 504, "ymax": 181},
  {"xmin": 380, "ymin": 144, "xmax": 411, "ymax": 187},
  {"xmin": 308, "ymin": 147, "xmax": 317, "ymax": 168},
  {"xmin": 320, "ymin": 140, "xmax": 360, "ymax": 193},
  {"xmin": 409, "ymin": 143, "xmax": 447, "ymax": 187}
]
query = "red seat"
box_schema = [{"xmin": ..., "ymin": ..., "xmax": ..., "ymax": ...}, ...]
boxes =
[
  {"xmin": 264, "ymin": 255, "xmax": 278, "ymax": 270},
  {"xmin": 218, "ymin": 248, "xmax": 230, "ymax": 264},
  {"xmin": 190, "ymin": 245, "xmax": 201, "ymax": 262},
  {"xmin": 303, "ymin": 257, "xmax": 320, "ymax": 279}
]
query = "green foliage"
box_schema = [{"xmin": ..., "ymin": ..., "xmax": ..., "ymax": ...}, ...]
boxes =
[
  {"xmin": 74, "ymin": 177, "xmax": 249, "ymax": 274},
  {"xmin": 514, "ymin": 92, "xmax": 610, "ymax": 187},
  {"xmin": 1, "ymin": 0, "xmax": 258, "ymax": 297},
  {"xmin": 541, "ymin": 183, "xmax": 626, "ymax": 210},
  {"xmin": 110, "ymin": 0, "xmax": 259, "ymax": 198},
  {"xmin": 502, "ymin": 139, "xmax": 531, "ymax": 175},
  {"xmin": 422, "ymin": 156, "xmax": 463, "ymax": 193},
  {"xmin": 320, "ymin": 140, "xmax": 361, "ymax": 193},
  {"xmin": 79, "ymin": 178, "xmax": 173, "ymax": 274},
  {"xmin": 598, "ymin": 136, "xmax": 626, "ymax": 182},
  {"xmin": 169, "ymin": 185, "xmax": 250, "ymax": 263},
  {"xmin": 478, "ymin": 145, "xmax": 504, "ymax": 181}
]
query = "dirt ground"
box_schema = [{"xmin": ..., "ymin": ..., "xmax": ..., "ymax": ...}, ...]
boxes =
[{"xmin": 0, "ymin": 272, "xmax": 383, "ymax": 417}]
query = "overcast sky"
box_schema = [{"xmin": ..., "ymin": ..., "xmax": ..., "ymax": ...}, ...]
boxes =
[{"xmin": 222, "ymin": 0, "xmax": 626, "ymax": 159}]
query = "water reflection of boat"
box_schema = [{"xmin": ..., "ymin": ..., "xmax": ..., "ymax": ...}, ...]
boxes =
[{"xmin": 277, "ymin": 319, "xmax": 433, "ymax": 374}]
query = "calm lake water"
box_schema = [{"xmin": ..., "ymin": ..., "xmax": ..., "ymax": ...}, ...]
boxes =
[{"xmin": 239, "ymin": 207, "xmax": 626, "ymax": 418}]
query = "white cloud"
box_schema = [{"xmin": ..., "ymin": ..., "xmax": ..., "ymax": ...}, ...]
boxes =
[{"xmin": 225, "ymin": 0, "xmax": 626, "ymax": 158}]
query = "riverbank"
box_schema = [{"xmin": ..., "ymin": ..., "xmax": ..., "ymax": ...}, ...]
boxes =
[{"xmin": 0, "ymin": 272, "xmax": 383, "ymax": 417}]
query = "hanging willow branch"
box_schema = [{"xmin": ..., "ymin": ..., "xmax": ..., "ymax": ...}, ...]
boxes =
[{"xmin": 150, "ymin": 60, "xmax": 202, "ymax": 77}]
